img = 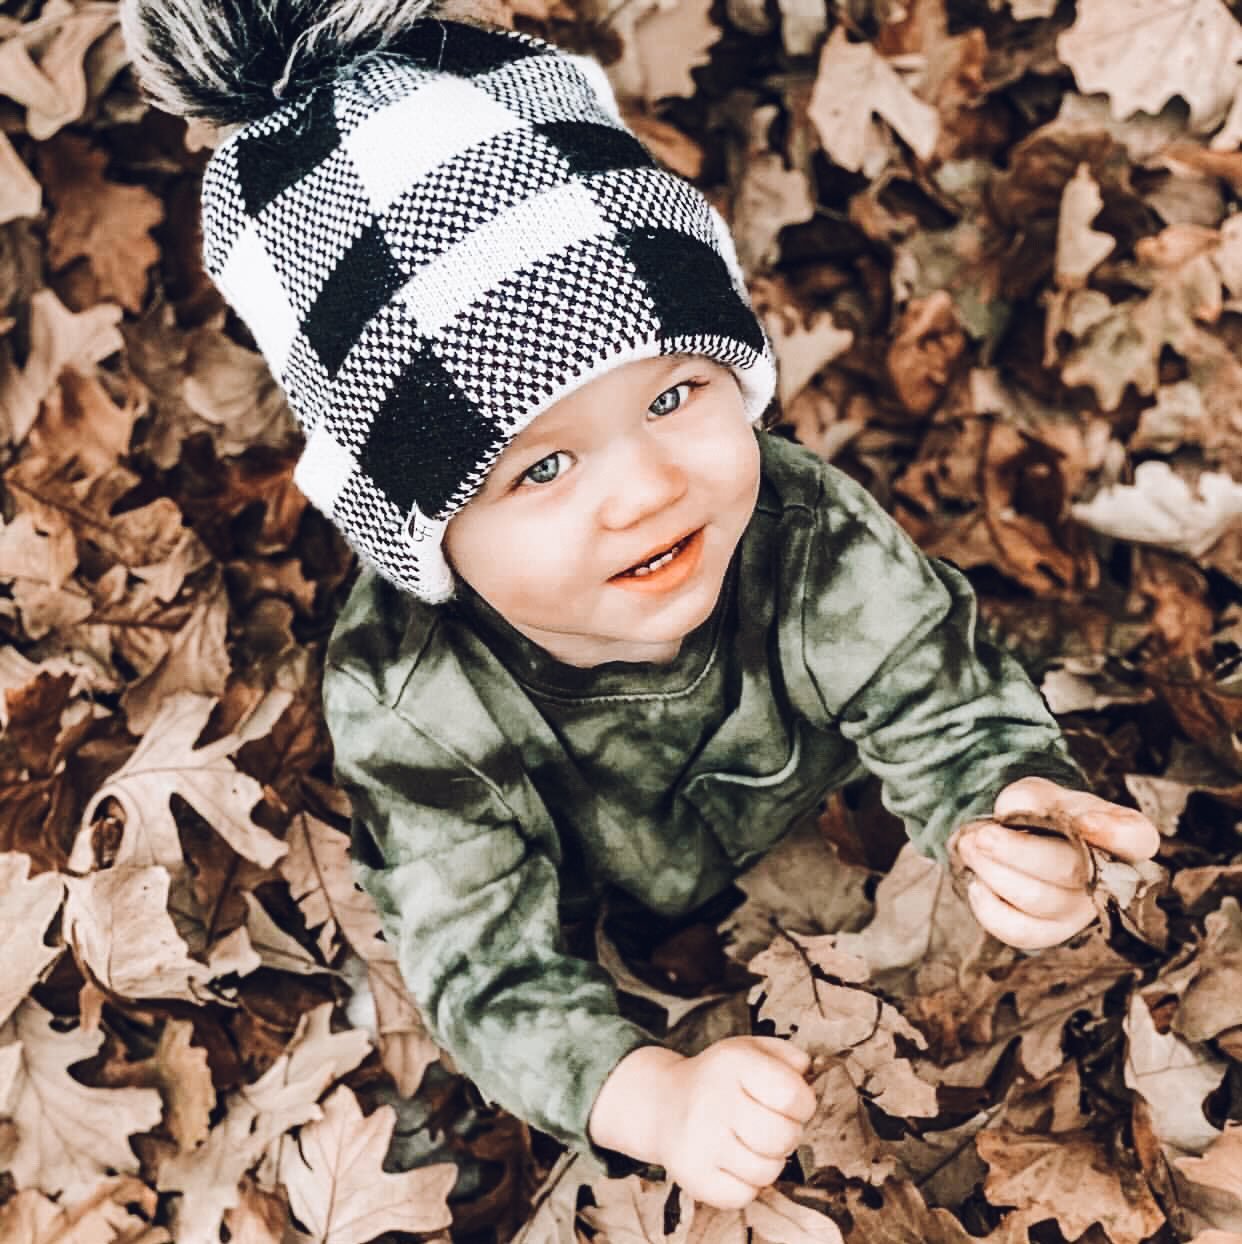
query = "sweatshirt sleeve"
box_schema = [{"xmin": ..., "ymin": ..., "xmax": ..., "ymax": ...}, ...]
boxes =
[
  {"xmin": 321, "ymin": 661, "xmax": 670, "ymax": 1176},
  {"xmin": 797, "ymin": 466, "xmax": 1091, "ymax": 863}
]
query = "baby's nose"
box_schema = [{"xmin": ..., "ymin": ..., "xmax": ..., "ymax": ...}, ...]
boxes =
[{"xmin": 597, "ymin": 438, "xmax": 688, "ymax": 529}]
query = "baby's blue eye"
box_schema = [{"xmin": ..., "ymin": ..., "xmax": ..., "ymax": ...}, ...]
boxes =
[
  {"xmin": 649, "ymin": 382, "xmax": 691, "ymax": 418},
  {"xmin": 650, "ymin": 379, "xmax": 708, "ymax": 418},
  {"xmin": 522, "ymin": 451, "xmax": 570, "ymax": 486}
]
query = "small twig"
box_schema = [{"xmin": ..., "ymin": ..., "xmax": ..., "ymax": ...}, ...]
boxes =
[{"xmin": 776, "ymin": 925, "xmax": 828, "ymax": 1019}]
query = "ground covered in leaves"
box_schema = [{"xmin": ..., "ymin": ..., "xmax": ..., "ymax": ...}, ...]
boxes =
[{"xmin": 2, "ymin": 0, "xmax": 1242, "ymax": 1241}]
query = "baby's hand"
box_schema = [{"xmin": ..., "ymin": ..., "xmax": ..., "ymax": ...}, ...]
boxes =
[
  {"xmin": 653, "ymin": 1036, "xmax": 816, "ymax": 1211},
  {"xmin": 947, "ymin": 775, "xmax": 1161, "ymax": 951}
]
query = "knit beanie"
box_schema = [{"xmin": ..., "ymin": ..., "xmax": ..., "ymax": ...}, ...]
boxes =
[{"xmin": 121, "ymin": 3, "xmax": 778, "ymax": 601}]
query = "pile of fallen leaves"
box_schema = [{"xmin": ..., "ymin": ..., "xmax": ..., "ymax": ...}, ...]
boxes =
[{"xmin": 2, "ymin": 0, "xmax": 1242, "ymax": 1240}]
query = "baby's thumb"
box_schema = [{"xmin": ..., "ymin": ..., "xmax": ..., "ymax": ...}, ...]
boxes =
[{"xmin": 753, "ymin": 1036, "xmax": 811, "ymax": 1075}]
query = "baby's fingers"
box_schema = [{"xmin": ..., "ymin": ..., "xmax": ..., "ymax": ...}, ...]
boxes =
[
  {"xmin": 994, "ymin": 777, "xmax": 1160, "ymax": 862},
  {"xmin": 961, "ymin": 840, "xmax": 1090, "ymax": 921},
  {"xmin": 721, "ymin": 1133, "xmax": 787, "ymax": 1193},
  {"xmin": 967, "ymin": 877, "xmax": 1095, "ymax": 951},
  {"xmin": 962, "ymin": 823, "xmax": 1089, "ymax": 888},
  {"xmin": 684, "ymin": 1168, "xmax": 761, "ymax": 1212},
  {"xmin": 1070, "ymin": 805, "xmax": 1161, "ymax": 863}
]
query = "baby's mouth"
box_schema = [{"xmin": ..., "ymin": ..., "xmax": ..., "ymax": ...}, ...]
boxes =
[
  {"xmin": 615, "ymin": 533, "xmax": 695, "ymax": 578},
  {"xmin": 609, "ymin": 528, "xmax": 707, "ymax": 589}
]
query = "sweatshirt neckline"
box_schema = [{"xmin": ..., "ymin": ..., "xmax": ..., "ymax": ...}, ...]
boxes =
[{"xmin": 451, "ymin": 564, "xmax": 735, "ymax": 701}]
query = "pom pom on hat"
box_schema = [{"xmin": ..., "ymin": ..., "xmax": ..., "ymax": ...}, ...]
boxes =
[{"xmin": 119, "ymin": 0, "xmax": 445, "ymax": 126}]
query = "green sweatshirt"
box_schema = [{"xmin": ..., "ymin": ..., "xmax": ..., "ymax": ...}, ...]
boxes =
[{"xmin": 322, "ymin": 431, "xmax": 1088, "ymax": 1173}]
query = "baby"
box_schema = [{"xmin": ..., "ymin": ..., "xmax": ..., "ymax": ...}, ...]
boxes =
[{"xmin": 122, "ymin": 0, "xmax": 1159, "ymax": 1211}]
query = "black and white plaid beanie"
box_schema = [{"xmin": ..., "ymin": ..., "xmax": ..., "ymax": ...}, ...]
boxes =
[{"xmin": 197, "ymin": 19, "xmax": 777, "ymax": 602}]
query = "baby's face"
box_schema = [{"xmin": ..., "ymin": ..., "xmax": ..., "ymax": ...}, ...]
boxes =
[{"xmin": 443, "ymin": 354, "xmax": 760, "ymax": 668}]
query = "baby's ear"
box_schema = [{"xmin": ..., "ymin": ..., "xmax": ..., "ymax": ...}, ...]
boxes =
[{"xmin": 565, "ymin": 52, "xmax": 624, "ymax": 123}]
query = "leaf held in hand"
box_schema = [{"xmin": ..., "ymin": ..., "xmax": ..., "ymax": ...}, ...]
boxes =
[{"xmin": 992, "ymin": 807, "xmax": 1165, "ymax": 936}]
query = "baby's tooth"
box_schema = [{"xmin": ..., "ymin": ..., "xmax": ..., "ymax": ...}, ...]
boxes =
[{"xmin": 627, "ymin": 537, "xmax": 686, "ymax": 577}]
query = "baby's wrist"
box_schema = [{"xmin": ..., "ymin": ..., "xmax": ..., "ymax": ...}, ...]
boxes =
[{"xmin": 588, "ymin": 1043, "xmax": 686, "ymax": 1165}]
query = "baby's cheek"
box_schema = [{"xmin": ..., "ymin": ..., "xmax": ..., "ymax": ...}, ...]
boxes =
[
  {"xmin": 701, "ymin": 418, "xmax": 759, "ymax": 493},
  {"xmin": 488, "ymin": 530, "xmax": 576, "ymax": 610}
]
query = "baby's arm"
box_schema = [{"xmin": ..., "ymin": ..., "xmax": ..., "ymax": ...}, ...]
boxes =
[
  {"xmin": 323, "ymin": 667, "xmax": 669, "ymax": 1175},
  {"xmin": 797, "ymin": 466, "xmax": 1093, "ymax": 862},
  {"xmin": 797, "ymin": 464, "xmax": 1159, "ymax": 946}
]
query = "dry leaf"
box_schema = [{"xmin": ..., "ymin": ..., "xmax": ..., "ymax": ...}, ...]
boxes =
[
  {"xmin": 718, "ymin": 815, "xmax": 873, "ymax": 968},
  {"xmin": 578, "ymin": 1172, "xmax": 692, "ymax": 1242},
  {"xmin": 798, "ymin": 1057, "xmax": 896, "ymax": 1183},
  {"xmin": 833, "ymin": 843, "xmax": 993, "ymax": 996},
  {"xmin": 977, "ymin": 1124, "xmax": 1166, "ymax": 1243},
  {"xmin": 748, "ymin": 931, "xmax": 938, "ymax": 1118},
  {"xmin": 39, "ymin": 131, "xmax": 163, "ymax": 314},
  {"xmin": 1125, "ymin": 989, "xmax": 1226, "ymax": 1154},
  {"xmin": 222, "ymin": 1181, "xmax": 290, "ymax": 1244},
  {"xmin": 278, "ymin": 1085, "xmax": 454, "ymax": 1242},
  {"xmin": 68, "ymin": 690, "xmax": 290, "ymax": 874},
  {"xmin": 0, "ymin": 852, "xmax": 64, "ymax": 1026},
  {"xmin": 0, "ymin": 999, "xmax": 163, "ymax": 1198},
  {"xmin": 731, "ymin": 105, "xmax": 817, "ymax": 275},
  {"xmin": 0, "ymin": 1175, "xmax": 168, "ymax": 1244},
  {"xmin": 595, "ymin": 906, "xmax": 730, "ymax": 1029},
  {"xmin": 0, "ymin": 288, "xmax": 123, "ymax": 446},
  {"xmin": 1056, "ymin": 163, "xmax": 1116, "ymax": 288},
  {"xmin": 605, "ymin": 0, "xmax": 722, "ymax": 104},
  {"xmin": 1057, "ymin": 0, "xmax": 1242, "ymax": 132},
  {"xmin": 279, "ymin": 811, "xmax": 387, "ymax": 962},
  {"xmin": 114, "ymin": 568, "xmax": 232, "ymax": 737},
  {"xmin": 1050, "ymin": 233, "xmax": 1226, "ymax": 412},
  {"xmin": 886, "ymin": 290, "xmax": 966, "ymax": 416},
  {"xmin": 0, "ymin": 509, "xmax": 90, "ymax": 641},
  {"xmin": 28, "ymin": 365, "xmax": 140, "ymax": 474},
  {"xmin": 808, "ymin": 27, "xmax": 939, "ymax": 175},
  {"xmin": 1173, "ymin": 897, "xmax": 1242, "ymax": 1041},
  {"xmin": 159, "ymin": 1099, "xmax": 278, "ymax": 1244},
  {"xmin": 1001, "ymin": 0, "xmax": 1058, "ymax": 18},
  {"xmin": 755, "ymin": 284, "xmax": 855, "ymax": 408},
  {"xmin": 0, "ymin": 1, "xmax": 121, "ymax": 138},
  {"xmin": 775, "ymin": 0, "xmax": 828, "ymax": 57},
  {"xmin": 1072, "ymin": 461, "xmax": 1242, "ymax": 559},
  {"xmin": 241, "ymin": 891, "xmax": 330, "ymax": 976},
  {"xmin": 0, "ymin": 132, "xmax": 41, "ymax": 224},
  {"xmin": 182, "ymin": 326, "xmax": 298, "ymax": 457},
  {"xmin": 158, "ymin": 1004, "xmax": 369, "ymax": 1242},
  {"xmin": 743, "ymin": 1185, "xmax": 844, "ymax": 1242},
  {"xmin": 141, "ymin": 1019, "xmax": 216, "ymax": 1154},
  {"xmin": 245, "ymin": 1002, "xmax": 373, "ymax": 1142},
  {"xmin": 933, "ymin": 926, "xmax": 1135, "ymax": 1080},
  {"xmin": 63, "ymin": 865, "xmax": 219, "ymax": 1001},
  {"xmin": 841, "ymin": 1177, "xmax": 977, "ymax": 1243},
  {"xmin": 364, "ymin": 956, "xmax": 441, "ymax": 1097},
  {"xmin": 279, "ymin": 812, "xmax": 440, "ymax": 1092},
  {"xmin": 623, "ymin": 109, "xmax": 705, "ymax": 179},
  {"xmin": 1177, "ymin": 1125, "xmax": 1242, "ymax": 1203}
]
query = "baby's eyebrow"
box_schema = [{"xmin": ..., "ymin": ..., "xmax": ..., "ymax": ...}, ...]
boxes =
[{"xmin": 503, "ymin": 428, "xmax": 563, "ymax": 462}]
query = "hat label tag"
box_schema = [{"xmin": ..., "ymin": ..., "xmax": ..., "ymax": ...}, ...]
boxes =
[{"xmin": 405, "ymin": 504, "xmax": 448, "ymax": 547}]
